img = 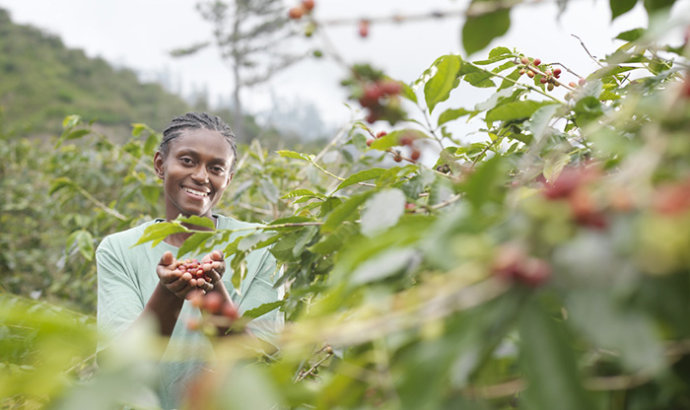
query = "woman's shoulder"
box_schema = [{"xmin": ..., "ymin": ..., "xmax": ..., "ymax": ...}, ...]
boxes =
[
  {"xmin": 98, "ymin": 219, "xmax": 160, "ymax": 250},
  {"xmin": 215, "ymin": 214, "xmax": 261, "ymax": 230}
]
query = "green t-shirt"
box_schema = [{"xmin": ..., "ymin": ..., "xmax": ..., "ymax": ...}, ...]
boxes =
[{"xmin": 96, "ymin": 215, "xmax": 283, "ymax": 408}]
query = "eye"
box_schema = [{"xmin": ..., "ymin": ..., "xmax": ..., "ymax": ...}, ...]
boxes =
[
  {"xmin": 211, "ymin": 166, "xmax": 226, "ymax": 174},
  {"xmin": 180, "ymin": 157, "xmax": 194, "ymax": 165}
]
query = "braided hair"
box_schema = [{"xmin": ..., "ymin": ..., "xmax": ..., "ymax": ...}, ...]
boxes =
[{"xmin": 159, "ymin": 112, "xmax": 239, "ymax": 173}]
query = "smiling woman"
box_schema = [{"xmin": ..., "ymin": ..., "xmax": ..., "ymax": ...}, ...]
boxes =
[{"xmin": 95, "ymin": 112, "xmax": 284, "ymax": 409}]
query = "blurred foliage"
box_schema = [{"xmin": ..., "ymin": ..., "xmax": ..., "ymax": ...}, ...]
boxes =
[{"xmin": 2, "ymin": 0, "xmax": 690, "ymax": 409}]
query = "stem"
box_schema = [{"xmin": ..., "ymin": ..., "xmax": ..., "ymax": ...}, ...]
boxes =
[
  {"xmin": 73, "ymin": 184, "xmax": 127, "ymax": 221},
  {"xmin": 487, "ymin": 64, "xmax": 567, "ymax": 103}
]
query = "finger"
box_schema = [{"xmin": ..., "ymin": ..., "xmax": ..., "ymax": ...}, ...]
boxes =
[
  {"xmin": 168, "ymin": 278, "xmax": 191, "ymax": 294},
  {"xmin": 210, "ymin": 250, "xmax": 224, "ymax": 261},
  {"xmin": 207, "ymin": 268, "xmax": 222, "ymax": 283},
  {"xmin": 158, "ymin": 267, "xmax": 182, "ymax": 284},
  {"xmin": 159, "ymin": 251, "xmax": 175, "ymax": 267},
  {"xmin": 211, "ymin": 260, "xmax": 224, "ymax": 274}
]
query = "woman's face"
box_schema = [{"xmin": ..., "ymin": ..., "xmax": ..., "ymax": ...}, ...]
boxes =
[{"xmin": 154, "ymin": 128, "xmax": 235, "ymax": 220}]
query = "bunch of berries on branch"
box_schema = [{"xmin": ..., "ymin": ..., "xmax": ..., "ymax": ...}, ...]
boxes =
[
  {"xmin": 343, "ymin": 64, "xmax": 406, "ymax": 125},
  {"xmin": 517, "ymin": 56, "xmax": 563, "ymax": 91}
]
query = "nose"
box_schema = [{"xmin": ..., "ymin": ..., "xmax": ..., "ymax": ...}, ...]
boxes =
[{"xmin": 191, "ymin": 165, "xmax": 209, "ymax": 184}]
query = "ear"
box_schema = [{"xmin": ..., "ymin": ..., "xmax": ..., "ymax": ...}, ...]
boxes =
[
  {"xmin": 226, "ymin": 172, "xmax": 234, "ymax": 185},
  {"xmin": 153, "ymin": 151, "xmax": 165, "ymax": 180}
]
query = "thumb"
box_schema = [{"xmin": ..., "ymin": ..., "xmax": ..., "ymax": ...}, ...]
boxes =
[
  {"xmin": 211, "ymin": 250, "xmax": 224, "ymax": 261},
  {"xmin": 159, "ymin": 251, "xmax": 174, "ymax": 266}
]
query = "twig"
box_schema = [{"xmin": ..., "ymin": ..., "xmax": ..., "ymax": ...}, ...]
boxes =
[
  {"xmin": 316, "ymin": 0, "xmax": 546, "ymax": 26},
  {"xmin": 571, "ymin": 34, "xmax": 605, "ymax": 68},
  {"xmin": 295, "ymin": 348, "xmax": 334, "ymax": 382}
]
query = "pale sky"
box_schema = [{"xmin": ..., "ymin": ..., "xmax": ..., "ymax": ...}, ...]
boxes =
[{"xmin": 1, "ymin": 0, "xmax": 688, "ymax": 130}]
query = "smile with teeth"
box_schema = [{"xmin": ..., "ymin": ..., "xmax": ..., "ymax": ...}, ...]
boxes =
[{"xmin": 183, "ymin": 187, "xmax": 210, "ymax": 198}]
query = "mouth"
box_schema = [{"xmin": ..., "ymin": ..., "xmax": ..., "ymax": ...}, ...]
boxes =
[{"xmin": 183, "ymin": 186, "xmax": 210, "ymax": 199}]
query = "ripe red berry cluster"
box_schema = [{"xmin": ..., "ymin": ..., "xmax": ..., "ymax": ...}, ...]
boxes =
[
  {"xmin": 541, "ymin": 165, "xmax": 607, "ymax": 229},
  {"xmin": 344, "ymin": 64, "xmax": 406, "ymax": 125},
  {"xmin": 398, "ymin": 131, "xmax": 421, "ymax": 162},
  {"xmin": 288, "ymin": 0, "xmax": 315, "ymax": 19},
  {"xmin": 176, "ymin": 258, "xmax": 212, "ymax": 283},
  {"xmin": 187, "ymin": 291, "xmax": 240, "ymax": 331},
  {"xmin": 517, "ymin": 56, "xmax": 564, "ymax": 91},
  {"xmin": 491, "ymin": 244, "xmax": 551, "ymax": 287}
]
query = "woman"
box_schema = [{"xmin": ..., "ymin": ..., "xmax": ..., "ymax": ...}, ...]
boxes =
[{"xmin": 96, "ymin": 112, "xmax": 283, "ymax": 408}]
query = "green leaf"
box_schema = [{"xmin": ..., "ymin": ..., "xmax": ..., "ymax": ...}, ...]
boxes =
[
  {"xmin": 643, "ymin": 0, "xmax": 675, "ymax": 13},
  {"xmin": 62, "ymin": 114, "xmax": 81, "ymax": 129},
  {"xmin": 321, "ymin": 192, "xmax": 373, "ymax": 234},
  {"xmin": 486, "ymin": 100, "xmax": 557, "ymax": 123},
  {"xmin": 610, "ymin": 0, "xmax": 638, "ymax": 19},
  {"xmin": 141, "ymin": 185, "xmax": 160, "ymax": 206},
  {"xmin": 566, "ymin": 290, "xmax": 664, "ymax": 374},
  {"xmin": 350, "ymin": 248, "xmax": 417, "ymax": 286},
  {"xmin": 528, "ymin": 104, "xmax": 559, "ymax": 142},
  {"xmin": 461, "ymin": 9, "xmax": 511, "ymax": 56},
  {"xmin": 63, "ymin": 129, "xmax": 90, "ymax": 141},
  {"xmin": 360, "ymin": 188, "xmax": 406, "ymax": 237},
  {"xmin": 49, "ymin": 177, "xmax": 75, "ymax": 195},
  {"xmin": 293, "ymin": 225, "xmax": 319, "ymax": 257},
  {"xmin": 460, "ymin": 64, "xmax": 495, "ymax": 88},
  {"xmin": 260, "ymin": 179, "xmax": 280, "ymax": 203},
  {"xmin": 281, "ymin": 189, "xmax": 326, "ymax": 200},
  {"xmin": 134, "ymin": 222, "xmax": 188, "ymax": 247},
  {"xmin": 370, "ymin": 129, "xmax": 429, "ymax": 151},
  {"xmin": 334, "ymin": 168, "xmax": 386, "ymax": 192},
  {"xmin": 437, "ymin": 108, "xmax": 472, "ymax": 126},
  {"xmin": 131, "ymin": 123, "xmax": 148, "ymax": 137},
  {"xmin": 67, "ymin": 230, "xmax": 94, "ymax": 261},
  {"xmin": 463, "ymin": 155, "xmax": 505, "ymax": 209},
  {"xmin": 424, "ymin": 55, "xmax": 462, "ymax": 113},
  {"xmin": 269, "ymin": 216, "xmax": 315, "ymax": 226},
  {"xmin": 519, "ymin": 298, "xmax": 594, "ymax": 410},
  {"xmin": 615, "ymin": 28, "xmax": 646, "ymax": 42},
  {"xmin": 143, "ymin": 131, "xmax": 159, "ymax": 156},
  {"xmin": 310, "ymin": 222, "xmax": 358, "ymax": 254},
  {"xmin": 489, "ymin": 46, "xmax": 512, "ymax": 59},
  {"xmin": 400, "ymin": 81, "xmax": 418, "ymax": 104},
  {"xmin": 177, "ymin": 232, "xmax": 214, "ymax": 258},
  {"xmin": 276, "ymin": 150, "xmax": 311, "ymax": 162},
  {"xmin": 179, "ymin": 215, "xmax": 215, "ymax": 229},
  {"xmin": 242, "ymin": 300, "xmax": 284, "ymax": 319},
  {"xmin": 574, "ymin": 96, "xmax": 604, "ymax": 126}
]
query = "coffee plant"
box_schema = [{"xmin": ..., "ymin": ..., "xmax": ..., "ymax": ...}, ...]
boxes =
[{"xmin": 2, "ymin": 0, "xmax": 690, "ymax": 408}]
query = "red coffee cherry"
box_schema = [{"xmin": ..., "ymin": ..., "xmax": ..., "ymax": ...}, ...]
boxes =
[
  {"xmin": 532, "ymin": 58, "xmax": 541, "ymax": 66},
  {"xmin": 288, "ymin": 6, "xmax": 305, "ymax": 19},
  {"xmin": 358, "ymin": 19, "xmax": 370, "ymax": 38},
  {"xmin": 410, "ymin": 149, "xmax": 421, "ymax": 161},
  {"xmin": 301, "ymin": 0, "xmax": 315, "ymax": 11},
  {"xmin": 393, "ymin": 151, "xmax": 403, "ymax": 162},
  {"xmin": 203, "ymin": 292, "xmax": 223, "ymax": 314}
]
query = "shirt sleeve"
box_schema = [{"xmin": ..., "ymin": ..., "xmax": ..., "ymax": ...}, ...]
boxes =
[
  {"xmin": 96, "ymin": 236, "xmax": 145, "ymax": 346},
  {"xmin": 238, "ymin": 248, "xmax": 285, "ymax": 346}
]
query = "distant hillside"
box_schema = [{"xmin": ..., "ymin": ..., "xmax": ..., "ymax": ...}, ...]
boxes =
[{"xmin": 0, "ymin": 8, "xmax": 192, "ymax": 137}]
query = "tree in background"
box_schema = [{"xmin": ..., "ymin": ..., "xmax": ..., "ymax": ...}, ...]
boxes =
[{"xmin": 171, "ymin": 0, "xmax": 307, "ymax": 137}]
